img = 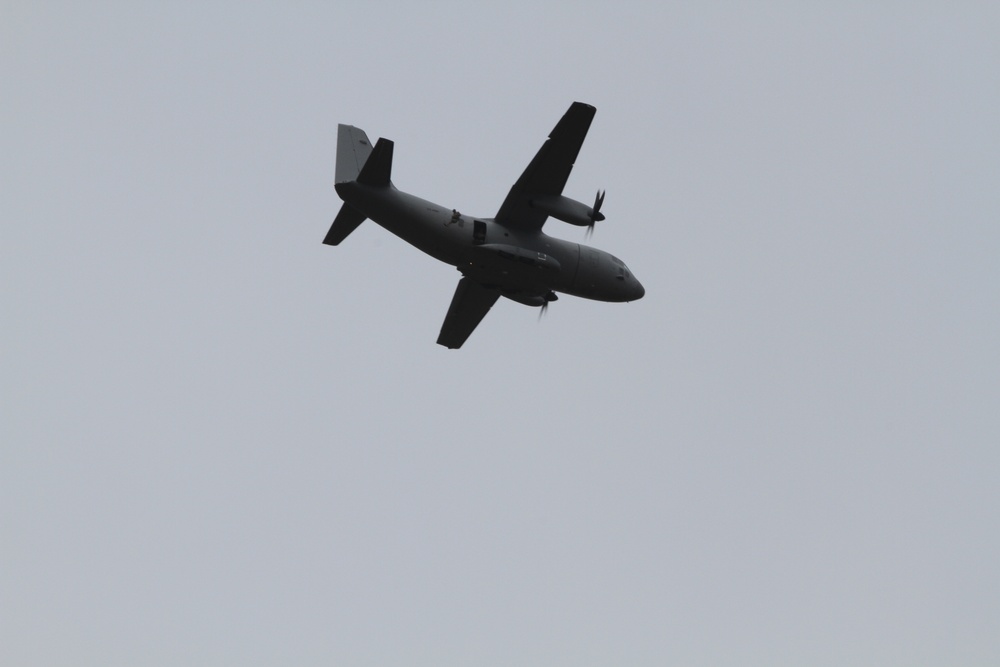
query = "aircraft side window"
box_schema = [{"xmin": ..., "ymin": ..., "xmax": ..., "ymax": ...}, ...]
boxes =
[{"xmin": 473, "ymin": 220, "xmax": 486, "ymax": 245}]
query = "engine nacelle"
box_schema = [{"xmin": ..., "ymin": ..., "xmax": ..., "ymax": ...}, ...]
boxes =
[
  {"xmin": 502, "ymin": 290, "xmax": 558, "ymax": 307},
  {"xmin": 530, "ymin": 195, "xmax": 604, "ymax": 227}
]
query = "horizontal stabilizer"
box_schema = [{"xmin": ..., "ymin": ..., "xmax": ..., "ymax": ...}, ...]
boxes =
[
  {"xmin": 323, "ymin": 202, "xmax": 367, "ymax": 245},
  {"xmin": 356, "ymin": 138, "xmax": 393, "ymax": 187}
]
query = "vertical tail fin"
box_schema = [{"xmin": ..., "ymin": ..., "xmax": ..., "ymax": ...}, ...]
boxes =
[
  {"xmin": 326, "ymin": 126, "xmax": 394, "ymax": 246},
  {"xmin": 326, "ymin": 125, "xmax": 373, "ymax": 245},
  {"xmin": 335, "ymin": 123, "xmax": 393, "ymax": 187},
  {"xmin": 336, "ymin": 124, "xmax": 374, "ymax": 184}
]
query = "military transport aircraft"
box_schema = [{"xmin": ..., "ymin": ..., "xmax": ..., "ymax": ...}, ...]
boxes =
[{"xmin": 323, "ymin": 102, "xmax": 644, "ymax": 348}]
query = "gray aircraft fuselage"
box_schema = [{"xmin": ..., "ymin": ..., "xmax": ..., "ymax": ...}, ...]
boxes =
[
  {"xmin": 325, "ymin": 102, "xmax": 644, "ymax": 347},
  {"xmin": 335, "ymin": 181, "xmax": 644, "ymax": 305}
]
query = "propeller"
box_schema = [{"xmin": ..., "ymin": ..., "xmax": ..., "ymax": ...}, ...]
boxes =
[
  {"xmin": 586, "ymin": 189, "xmax": 605, "ymax": 238},
  {"xmin": 538, "ymin": 291, "xmax": 558, "ymax": 321}
]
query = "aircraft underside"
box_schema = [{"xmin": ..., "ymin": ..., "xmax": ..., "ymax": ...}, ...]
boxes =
[{"xmin": 324, "ymin": 102, "xmax": 644, "ymax": 348}]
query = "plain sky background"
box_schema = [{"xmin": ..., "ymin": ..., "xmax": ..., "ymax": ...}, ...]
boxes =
[{"xmin": 3, "ymin": 3, "xmax": 998, "ymax": 665}]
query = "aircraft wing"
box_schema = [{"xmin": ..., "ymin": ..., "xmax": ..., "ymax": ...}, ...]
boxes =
[
  {"xmin": 494, "ymin": 102, "xmax": 596, "ymax": 231},
  {"xmin": 437, "ymin": 277, "xmax": 501, "ymax": 349}
]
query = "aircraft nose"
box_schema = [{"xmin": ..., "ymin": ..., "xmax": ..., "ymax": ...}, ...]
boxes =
[{"xmin": 632, "ymin": 280, "xmax": 645, "ymax": 300}]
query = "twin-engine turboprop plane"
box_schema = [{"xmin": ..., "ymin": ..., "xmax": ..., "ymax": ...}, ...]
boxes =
[{"xmin": 323, "ymin": 102, "xmax": 644, "ymax": 348}]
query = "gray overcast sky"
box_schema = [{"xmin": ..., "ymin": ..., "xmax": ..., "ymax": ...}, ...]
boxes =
[{"xmin": 3, "ymin": 2, "xmax": 998, "ymax": 665}]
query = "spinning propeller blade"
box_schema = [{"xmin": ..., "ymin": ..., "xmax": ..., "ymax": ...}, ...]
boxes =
[{"xmin": 586, "ymin": 189, "xmax": 605, "ymax": 238}]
